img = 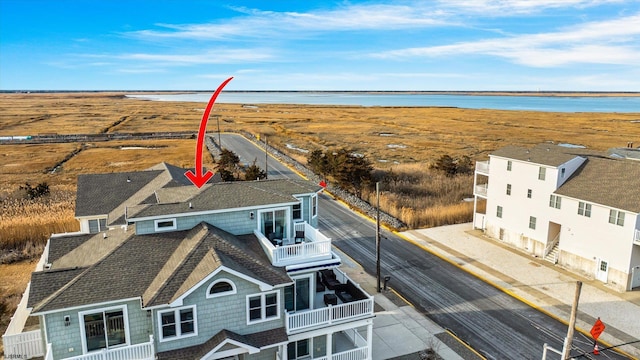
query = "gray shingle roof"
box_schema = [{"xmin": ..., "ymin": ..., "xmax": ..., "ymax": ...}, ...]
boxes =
[
  {"xmin": 128, "ymin": 179, "xmax": 322, "ymax": 219},
  {"xmin": 156, "ymin": 327, "xmax": 288, "ymax": 360},
  {"xmin": 490, "ymin": 144, "xmax": 597, "ymax": 167},
  {"xmin": 555, "ymin": 156, "xmax": 640, "ymax": 213},
  {"xmin": 31, "ymin": 223, "xmax": 291, "ymax": 313},
  {"xmin": 75, "ymin": 170, "xmax": 163, "ymax": 217}
]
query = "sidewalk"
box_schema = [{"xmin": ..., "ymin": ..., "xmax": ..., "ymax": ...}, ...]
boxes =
[
  {"xmin": 335, "ymin": 248, "xmax": 478, "ymax": 360},
  {"xmin": 402, "ymin": 223, "xmax": 640, "ymax": 359}
]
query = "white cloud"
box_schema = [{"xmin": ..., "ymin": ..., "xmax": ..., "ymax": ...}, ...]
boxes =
[
  {"xmin": 118, "ymin": 48, "xmax": 274, "ymax": 65},
  {"xmin": 373, "ymin": 13, "xmax": 640, "ymax": 67},
  {"xmin": 437, "ymin": 0, "xmax": 624, "ymax": 15}
]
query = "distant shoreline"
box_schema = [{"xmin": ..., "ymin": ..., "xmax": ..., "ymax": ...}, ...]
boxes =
[{"xmin": 2, "ymin": 90, "xmax": 640, "ymax": 97}]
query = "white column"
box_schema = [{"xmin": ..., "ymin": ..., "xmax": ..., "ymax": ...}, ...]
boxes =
[
  {"xmin": 367, "ymin": 323, "xmax": 373, "ymax": 360},
  {"xmin": 326, "ymin": 332, "xmax": 333, "ymax": 360}
]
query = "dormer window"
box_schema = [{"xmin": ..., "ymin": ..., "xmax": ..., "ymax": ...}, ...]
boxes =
[
  {"xmin": 154, "ymin": 219, "xmax": 176, "ymax": 232},
  {"xmin": 206, "ymin": 279, "xmax": 236, "ymax": 298}
]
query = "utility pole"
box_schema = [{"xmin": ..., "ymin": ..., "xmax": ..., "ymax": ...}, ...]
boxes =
[
  {"xmin": 561, "ymin": 281, "xmax": 582, "ymax": 359},
  {"xmin": 376, "ymin": 182, "xmax": 381, "ymax": 293},
  {"xmin": 264, "ymin": 136, "xmax": 268, "ymax": 180},
  {"xmin": 215, "ymin": 115, "xmax": 221, "ymax": 147}
]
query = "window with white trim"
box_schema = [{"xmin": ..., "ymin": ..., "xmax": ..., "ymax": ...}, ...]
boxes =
[
  {"xmin": 288, "ymin": 339, "xmax": 310, "ymax": 360},
  {"xmin": 311, "ymin": 195, "xmax": 318, "ymax": 218},
  {"xmin": 158, "ymin": 306, "xmax": 197, "ymax": 342},
  {"xmin": 608, "ymin": 210, "xmax": 625, "ymax": 226},
  {"xmin": 506, "ymin": 184, "xmax": 511, "ymax": 195},
  {"xmin": 496, "ymin": 206, "xmax": 503, "ymax": 218},
  {"xmin": 154, "ymin": 219, "xmax": 176, "ymax": 232},
  {"xmin": 206, "ymin": 279, "xmax": 236, "ymax": 298},
  {"xmin": 529, "ymin": 216, "xmax": 537, "ymax": 230},
  {"xmin": 527, "ymin": 189, "xmax": 532, "ymax": 199},
  {"xmin": 549, "ymin": 195, "xmax": 561, "ymax": 209},
  {"xmin": 538, "ymin": 167, "xmax": 546, "ymax": 180},
  {"xmin": 292, "ymin": 202, "xmax": 302, "ymax": 221},
  {"xmin": 88, "ymin": 218, "xmax": 108, "ymax": 234},
  {"xmin": 247, "ymin": 291, "xmax": 279, "ymax": 324},
  {"xmin": 80, "ymin": 306, "xmax": 128, "ymax": 353},
  {"xmin": 507, "ymin": 160, "xmax": 512, "ymax": 171},
  {"xmin": 578, "ymin": 202, "xmax": 591, "ymax": 217}
]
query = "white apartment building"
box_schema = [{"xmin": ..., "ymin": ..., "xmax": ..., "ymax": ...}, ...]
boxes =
[{"xmin": 473, "ymin": 144, "xmax": 640, "ymax": 292}]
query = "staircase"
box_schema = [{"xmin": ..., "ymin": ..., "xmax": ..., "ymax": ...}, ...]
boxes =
[{"xmin": 544, "ymin": 243, "xmax": 559, "ymax": 264}]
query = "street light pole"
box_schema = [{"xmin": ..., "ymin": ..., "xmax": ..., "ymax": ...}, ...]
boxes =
[{"xmin": 216, "ymin": 115, "xmax": 221, "ymax": 147}]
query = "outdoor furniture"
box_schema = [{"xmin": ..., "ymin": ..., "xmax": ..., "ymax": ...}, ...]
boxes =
[
  {"xmin": 316, "ymin": 273, "xmax": 325, "ymax": 292},
  {"xmin": 323, "ymin": 293, "xmax": 338, "ymax": 306},
  {"xmin": 294, "ymin": 230, "xmax": 305, "ymax": 244},
  {"xmin": 321, "ymin": 269, "xmax": 341, "ymax": 290}
]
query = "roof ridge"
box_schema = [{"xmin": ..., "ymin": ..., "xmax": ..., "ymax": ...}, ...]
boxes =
[{"xmin": 142, "ymin": 223, "xmax": 210, "ymax": 307}]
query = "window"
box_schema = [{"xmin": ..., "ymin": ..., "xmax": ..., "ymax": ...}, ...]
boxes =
[
  {"xmin": 80, "ymin": 307, "xmax": 127, "ymax": 352},
  {"xmin": 247, "ymin": 291, "xmax": 279, "ymax": 324},
  {"xmin": 158, "ymin": 306, "xmax": 196, "ymax": 341},
  {"xmin": 88, "ymin": 218, "xmax": 107, "ymax": 233},
  {"xmin": 154, "ymin": 219, "xmax": 176, "ymax": 232},
  {"xmin": 506, "ymin": 184, "xmax": 512, "ymax": 195},
  {"xmin": 538, "ymin": 167, "xmax": 546, "ymax": 180},
  {"xmin": 507, "ymin": 160, "xmax": 512, "ymax": 171},
  {"xmin": 578, "ymin": 202, "xmax": 591, "ymax": 217},
  {"xmin": 312, "ymin": 195, "xmax": 318, "ymax": 218},
  {"xmin": 527, "ymin": 189, "xmax": 532, "ymax": 199},
  {"xmin": 288, "ymin": 339, "xmax": 310, "ymax": 360},
  {"xmin": 292, "ymin": 202, "xmax": 302, "ymax": 220},
  {"xmin": 561, "ymin": 168, "xmax": 566, "ymax": 178},
  {"xmin": 529, "ymin": 216, "xmax": 537, "ymax": 230},
  {"xmin": 549, "ymin": 195, "xmax": 561, "ymax": 209},
  {"xmin": 608, "ymin": 210, "xmax": 625, "ymax": 226},
  {"xmin": 206, "ymin": 279, "xmax": 236, "ymax": 298},
  {"xmin": 496, "ymin": 206, "xmax": 503, "ymax": 218},
  {"xmin": 261, "ymin": 208, "xmax": 287, "ymax": 240}
]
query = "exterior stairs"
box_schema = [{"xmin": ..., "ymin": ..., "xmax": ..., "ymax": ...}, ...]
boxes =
[{"xmin": 544, "ymin": 243, "xmax": 560, "ymax": 264}]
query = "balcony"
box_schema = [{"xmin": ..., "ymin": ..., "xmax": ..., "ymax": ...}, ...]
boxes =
[
  {"xmin": 285, "ymin": 268, "xmax": 374, "ymax": 334},
  {"xmin": 256, "ymin": 222, "xmax": 333, "ymax": 267},
  {"xmin": 474, "ymin": 183, "xmax": 488, "ymax": 197},
  {"xmin": 634, "ymin": 229, "xmax": 640, "ymax": 246},
  {"xmin": 46, "ymin": 336, "xmax": 155, "ymax": 360},
  {"xmin": 475, "ymin": 160, "xmax": 490, "ymax": 175}
]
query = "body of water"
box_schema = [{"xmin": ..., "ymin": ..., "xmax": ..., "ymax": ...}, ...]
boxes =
[{"xmin": 126, "ymin": 92, "xmax": 640, "ymax": 113}]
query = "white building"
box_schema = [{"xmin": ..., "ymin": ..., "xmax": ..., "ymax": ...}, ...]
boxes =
[{"xmin": 473, "ymin": 144, "xmax": 640, "ymax": 291}]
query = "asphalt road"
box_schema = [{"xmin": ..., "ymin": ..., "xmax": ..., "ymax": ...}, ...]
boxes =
[{"xmin": 217, "ymin": 133, "xmax": 628, "ymax": 360}]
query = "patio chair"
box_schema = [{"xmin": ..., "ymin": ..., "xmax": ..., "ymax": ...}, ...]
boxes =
[{"xmin": 294, "ymin": 230, "xmax": 305, "ymax": 244}]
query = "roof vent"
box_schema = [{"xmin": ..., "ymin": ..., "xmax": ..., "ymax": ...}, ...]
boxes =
[
  {"xmin": 189, "ymin": 202, "xmax": 193, "ymax": 209},
  {"xmin": 126, "ymin": 177, "xmax": 131, "ymax": 183}
]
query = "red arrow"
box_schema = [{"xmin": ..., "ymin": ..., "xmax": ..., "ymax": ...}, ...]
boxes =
[{"xmin": 185, "ymin": 77, "xmax": 233, "ymax": 187}]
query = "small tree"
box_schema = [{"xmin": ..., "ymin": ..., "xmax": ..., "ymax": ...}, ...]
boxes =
[
  {"xmin": 20, "ymin": 182, "xmax": 50, "ymax": 199},
  {"xmin": 217, "ymin": 148, "xmax": 241, "ymax": 181},
  {"xmin": 245, "ymin": 159, "xmax": 267, "ymax": 181}
]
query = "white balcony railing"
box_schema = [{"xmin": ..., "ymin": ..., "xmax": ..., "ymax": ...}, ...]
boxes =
[
  {"xmin": 59, "ymin": 335, "xmax": 155, "ymax": 360},
  {"xmin": 333, "ymin": 347, "xmax": 369, "ymax": 360},
  {"xmin": 634, "ymin": 229, "xmax": 640, "ymax": 246},
  {"xmin": 475, "ymin": 161, "xmax": 490, "ymax": 175},
  {"xmin": 474, "ymin": 184, "xmax": 488, "ymax": 197},
  {"xmin": 285, "ymin": 297, "xmax": 374, "ymax": 334},
  {"xmin": 2, "ymin": 328, "xmax": 44, "ymax": 359},
  {"xmin": 255, "ymin": 222, "xmax": 333, "ymax": 267}
]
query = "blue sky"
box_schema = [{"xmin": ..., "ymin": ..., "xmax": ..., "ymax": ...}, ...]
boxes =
[{"xmin": 1, "ymin": 0, "xmax": 639, "ymax": 91}]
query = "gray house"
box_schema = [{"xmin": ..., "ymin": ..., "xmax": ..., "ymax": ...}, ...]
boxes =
[{"xmin": 3, "ymin": 164, "xmax": 375, "ymax": 360}]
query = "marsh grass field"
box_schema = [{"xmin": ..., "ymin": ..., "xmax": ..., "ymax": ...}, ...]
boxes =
[{"xmin": 0, "ymin": 92, "xmax": 638, "ymax": 345}]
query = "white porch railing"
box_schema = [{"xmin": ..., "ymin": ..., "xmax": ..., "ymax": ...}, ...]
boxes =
[
  {"xmin": 474, "ymin": 184, "xmax": 488, "ymax": 197},
  {"xmin": 333, "ymin": 347, "xmax": 369, "ymax": 360},
  {"xmin": 61, "ymin": 335, "xmax": 155, "ymax": 360},
  {"xmin": 2, "ymin": 328, "xmax": 44, "ymax": 359},
  {"xmin": 475, "ymin": 161, "xmax": 490, "ymax": 174},
  {"xmin": 544, "ymin": 232, "xmax": 560, "ymax": 259},
  {"xmin": 255, "ymin": 222, "xmax": 333, "ymax": 267},
  {"xmin": 634, "ymin": 229, "xmax": 640, "ymax": 246},
  {"xmin": 285, "ymin": 298, "xmax": 374, "ymax": 334}
]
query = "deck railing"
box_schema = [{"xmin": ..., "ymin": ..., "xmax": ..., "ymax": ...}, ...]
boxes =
[
  {"xmin": 255, "ymin": 222, "xmax": 333, "ymax": 267},
  {"xmin": 333, "ymin": 347, "xmax": 369, "ymax": 360},
  {"xmin": 475, "ymin": 161, "xmax": 490, "ymax": 174},
  {"xmin": 62, "ymin": 335, "xmax": 154, "ymax": 360},
  {"xmin": 285, "ymin": 297, "xmax": 374, "ymax": 334},
  {"xmin": 474, "ymin": 184, "xmax": 488, "ymax": 197},
  {"xmin": 2, "ymin": 328, "xmax": 44, "ymax": 359}
]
